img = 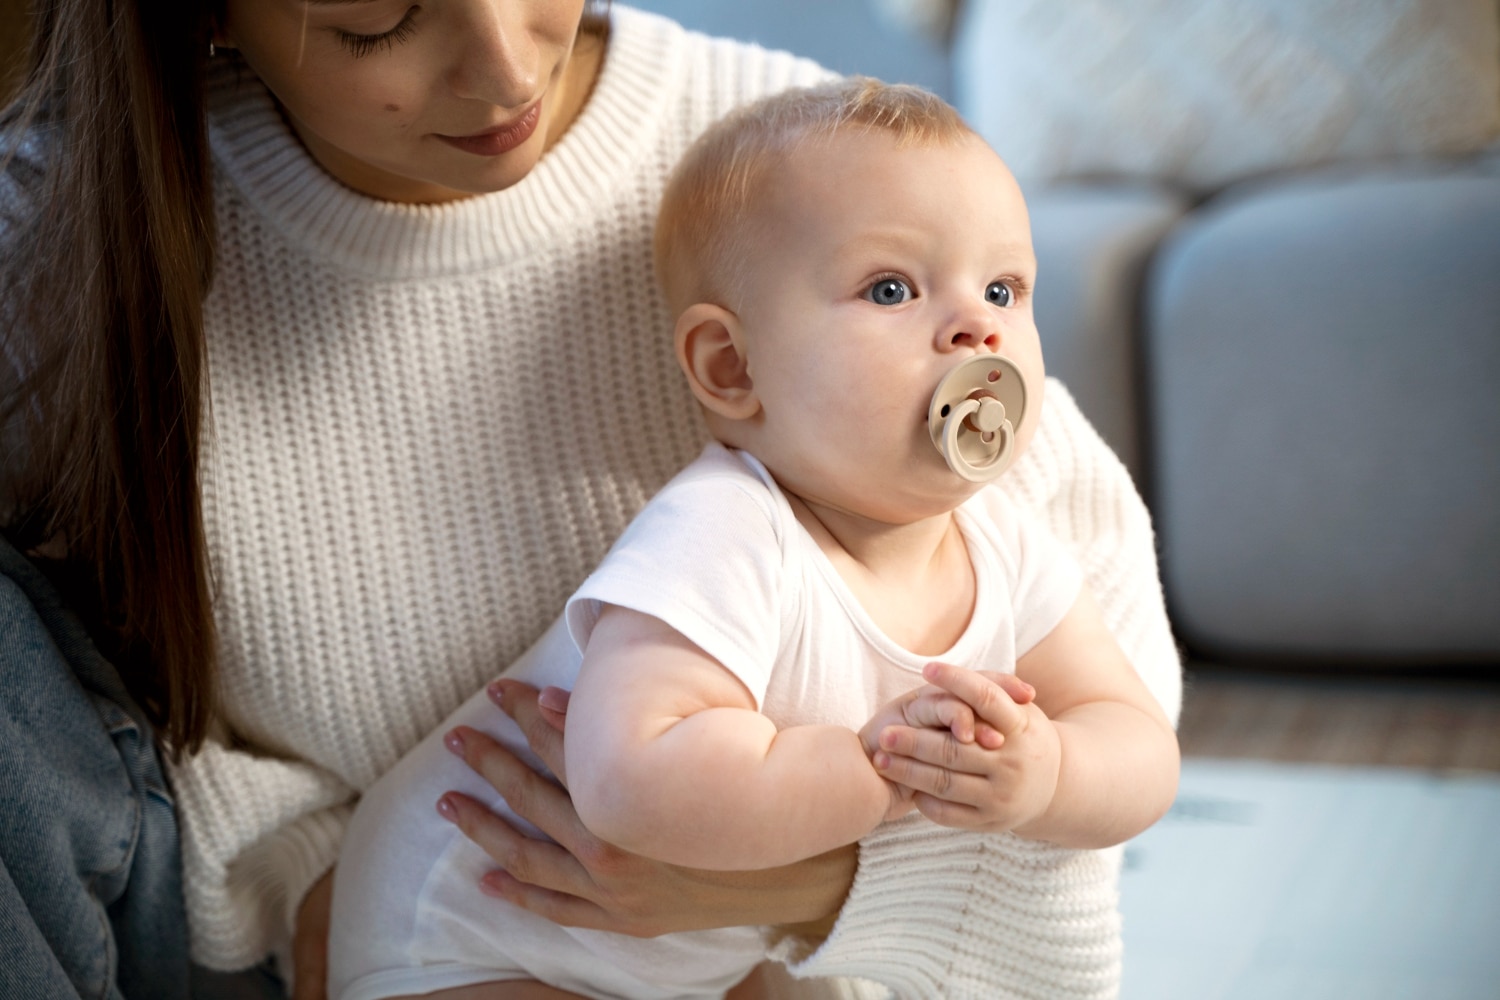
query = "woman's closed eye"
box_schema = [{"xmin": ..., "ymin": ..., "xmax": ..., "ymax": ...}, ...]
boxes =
[
  {"xmin": 336, "ymin": 6, "xmax": 421, "ymax": 59},
  {"xmin": 863, "ymin": 276, "xmax": 914, "ymax": 306}
]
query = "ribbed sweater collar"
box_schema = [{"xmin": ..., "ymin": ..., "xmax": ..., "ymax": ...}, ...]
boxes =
[{"xmin": 206, "ymin": 5, "xmax": 684, "ymax": 279}]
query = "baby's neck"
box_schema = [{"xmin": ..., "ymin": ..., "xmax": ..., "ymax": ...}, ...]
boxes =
[{"xmin": 787, "ymin": 493, "xmax": 976, "ymax": 657}]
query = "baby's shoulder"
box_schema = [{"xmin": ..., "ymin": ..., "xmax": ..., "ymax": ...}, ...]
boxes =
[
  {"xmin": 660, "ymin": 442, "xmax": 775, "ymax": 501},
  {"xmin": 634, "ymin": 442, "xmax": 785, "ymax": 540}
]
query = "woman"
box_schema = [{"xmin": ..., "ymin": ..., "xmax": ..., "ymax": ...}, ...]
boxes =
[{"xmin": 0, "ymin": 2, "xmax": 1182, "ymax": 998}]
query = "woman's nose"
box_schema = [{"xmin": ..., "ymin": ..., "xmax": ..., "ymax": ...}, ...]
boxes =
[{"xmin": 449, "ymin": 3, "xmax": 543, "ymax": 109}]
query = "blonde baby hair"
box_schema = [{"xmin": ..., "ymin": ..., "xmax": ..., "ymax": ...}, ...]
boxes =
[{"xmin": 654, "ymin": 77, "xmax": 976, "ymax": 313}]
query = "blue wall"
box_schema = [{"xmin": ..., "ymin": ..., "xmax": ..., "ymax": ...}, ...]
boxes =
[{"xmin": 626, "ymin": 0, "xmax": 952, "ymax": 100}]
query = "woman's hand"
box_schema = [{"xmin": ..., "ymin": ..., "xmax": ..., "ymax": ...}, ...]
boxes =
[
  {"xmin": 437, "ymin": 679, "xmax": 855, "ymax": 938},
  {"xmin": 870, "ymin": 663, "xmax": 1061, "ymax": 833},
  {"xmin": 291, "ymin": 868, "xmax": 334, "ymax": 1000}
]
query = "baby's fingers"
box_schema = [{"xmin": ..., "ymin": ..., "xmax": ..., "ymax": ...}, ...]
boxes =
[
  {"xmin": 894, "ymin": 690, "xmax": 977, "ymax": 743},
  {"xmin": 922, "ymin": 662, "xmax": 1030, "ymax": 738},
  {"xmin": 877, "ymin": 724, "xmax": 987, "ymax": 777},
  {"xmin": 975, "ymin": 671, "xmax": 1036, "ymax": 706},
  {"xmin": 872, "ymin": 742, "xmax": 984, "ymax": 807}
]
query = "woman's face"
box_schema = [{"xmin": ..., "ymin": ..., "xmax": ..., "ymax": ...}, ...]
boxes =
[{"xmin": 219, "ymin": 0, "xmax": 598, "ymax": 203}]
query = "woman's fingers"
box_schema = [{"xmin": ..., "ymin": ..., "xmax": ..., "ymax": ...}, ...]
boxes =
[
  {"xmin": 475, "ymin": 867, "xmax": 616, "ymax": 932},
  {"xmin": 490, "ymin": 680, "xmax": 569, "ymax": 786},
  {"xmin": 436, "ymin": 789, "xmax": 670, "ymax": 937},
  {"xmin": 443, "ymin": 722, "xmax": 688, "ymax": 933},
  {"xmin": 437, "ymin": 787, "xmax": 587, "ymax": 891},
  {"xmin": 445, "ymin": 724, "xmax": 587, "ymax": 851},
  {"xmin": 536, "ymin": 685, "xmax": 571, "ymax": 733},
  {"xmin": 447, "ymin": 803, "xmax": 666, "ymax": 937}
]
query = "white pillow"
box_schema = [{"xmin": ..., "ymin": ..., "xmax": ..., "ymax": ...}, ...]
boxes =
[{"xmin": 954, "ymin": 0, "xmax": 1500, "ymax": 191}]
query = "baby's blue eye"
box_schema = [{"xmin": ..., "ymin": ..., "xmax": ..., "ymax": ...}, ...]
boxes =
[
  {"xmin": 866, "ymin": 278, "xmax": 912, "ymax": 306},
  {"xmin": 986, "ymin": 281, "xmax": 1014, "ymax": 307}
]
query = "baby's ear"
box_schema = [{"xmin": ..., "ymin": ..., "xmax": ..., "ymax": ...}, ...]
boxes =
[{"xmin": 675, "ymin": 303, "xmax": 760, "ymax": 421}]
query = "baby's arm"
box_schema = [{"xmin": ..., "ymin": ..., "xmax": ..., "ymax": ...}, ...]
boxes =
[
  {"xmin": 563, "ymin": 604, "xmax": 905, "ymax": 871},
  {"xmin": 873, "ymin": 586, "xmax": 1180, "ymax": 848}
]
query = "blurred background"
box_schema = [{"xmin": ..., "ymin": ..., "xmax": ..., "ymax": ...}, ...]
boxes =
[
  {"xmin": 637, "ymin": 7, "xmax": 1500, "ymax": 997},
  {"xmin": 4, "ymin": 1, "xmax": 1498, "ymax": 997}
]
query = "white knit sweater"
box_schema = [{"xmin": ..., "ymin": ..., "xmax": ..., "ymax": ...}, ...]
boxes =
[{"xmin": 161, "ymin": 6, "xmax": 1183, "ymax": 997}]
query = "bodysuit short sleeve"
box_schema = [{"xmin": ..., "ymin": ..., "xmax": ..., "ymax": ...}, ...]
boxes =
[
  {"xmin": 966, "ymin": 489, "xmax": 1085, "ymax": 659},
  {"xmin": 564, "ymin": 446, "xmax": 789, "ymax": 708}
]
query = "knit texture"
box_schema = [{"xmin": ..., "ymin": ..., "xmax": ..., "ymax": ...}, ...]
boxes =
[
  {"xmin": 152, "ymin": 5, "xmax": 1181, "ymax": 994},
  {"xmin": 955, "ymin": 0, "xmax": 1500, "ymax": 192}
]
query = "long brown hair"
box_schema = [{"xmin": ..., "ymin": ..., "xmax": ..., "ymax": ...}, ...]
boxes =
[
  {"xmin": 1, "ymin": 0, "xmax": 218, "ymax": 756},
  {"xmin": 1, "ymin": 0, "xmax": 613, "ymax": 758}
]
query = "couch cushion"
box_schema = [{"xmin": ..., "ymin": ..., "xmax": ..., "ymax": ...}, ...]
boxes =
[
  {"xmin": 954, "ymin": 0, "xmax": 1500, "ymax": 192},
  {"xmin": 1029, "ymin": 185, "xmax": 1188, "ymax": 481},
  {"xmin": 1144, "ymin": 165, "xmax": 1500, "ymax": 663}
]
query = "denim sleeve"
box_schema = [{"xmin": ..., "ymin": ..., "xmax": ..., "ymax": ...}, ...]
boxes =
[
  {"xmin": 0, "ymin": 535, "xmax": 191, "ymax": 1000},
  {"xmin": 0, "ymin": 130, "xmax": 45, "ymax": 522}
]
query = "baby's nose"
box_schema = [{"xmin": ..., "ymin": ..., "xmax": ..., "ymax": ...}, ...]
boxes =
[{"xmin": 941, "ymin": 324, "xmax": 1001, "ymax": 353}]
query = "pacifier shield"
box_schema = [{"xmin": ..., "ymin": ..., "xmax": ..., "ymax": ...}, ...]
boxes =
[{"xmin": 926, "ymin": 355, "xmax": 1028, "ymax": 483}]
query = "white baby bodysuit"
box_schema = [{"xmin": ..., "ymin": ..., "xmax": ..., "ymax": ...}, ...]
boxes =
[{"xmin": 329, "ymin": 442, "xmax": 1082, "ymax": 1000}]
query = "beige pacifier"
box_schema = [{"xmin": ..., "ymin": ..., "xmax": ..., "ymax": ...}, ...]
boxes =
[{"xmin": 927, "ymin": 355, "xmax": 1029, "ymax": 483}]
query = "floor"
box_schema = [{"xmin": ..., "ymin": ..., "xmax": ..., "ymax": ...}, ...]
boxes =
[
  {"xmin": 1175, "ymin": 664, "xmax": 1500, "ymax": 772},
  {"xmin": 1121, "ymin": 663, "xmax": 1500, "ymax": 1000}
]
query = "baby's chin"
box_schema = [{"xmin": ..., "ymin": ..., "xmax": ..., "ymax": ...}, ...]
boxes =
[{"xmin": 809, "ymin": 471, "xmax": 988, "ymax": 527}]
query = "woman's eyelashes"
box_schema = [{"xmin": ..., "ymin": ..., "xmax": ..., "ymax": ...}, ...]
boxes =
[{"xmin": 336, "ymin": 7, "xmax": 421, "ymax": 59}]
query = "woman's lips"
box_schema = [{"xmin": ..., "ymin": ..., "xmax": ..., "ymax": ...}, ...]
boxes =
[{"xmin": 436, "ymin": 102, "xmax": 542, "ymax": 157}]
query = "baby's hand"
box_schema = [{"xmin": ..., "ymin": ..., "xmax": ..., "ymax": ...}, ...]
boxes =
[
  {"xmin": 872, "ymin": 662, "xmax": 1060, "ymax": 834},
  {"xmin": 858, "ymin": 669, "xmax": 1035, "ymax": 822}
]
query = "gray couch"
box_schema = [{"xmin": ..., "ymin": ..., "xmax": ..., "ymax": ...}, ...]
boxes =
[
  {"xmin": 1029, "ymin": 161, "xmax": 1500, "ymax": 667},
  {"xmin": 951, "ymin": 0, "xmax": 1500, "ymax": 669}
]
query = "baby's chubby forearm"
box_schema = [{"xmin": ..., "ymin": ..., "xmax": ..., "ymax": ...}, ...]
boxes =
[
  {"xmin": 572, "ymin": 710, "xmax": 891, "ymax": 870},
  {"xmin": 564, "ymin": 606, "xmax": 894, "ymax": 871},
  {"xmin": 1012, "ymin": 699, "xmax": 1179, "ymax": 848},
  {"xmin": 875, "ymin": 590, "xmax": 1179, "ymax": 846}
]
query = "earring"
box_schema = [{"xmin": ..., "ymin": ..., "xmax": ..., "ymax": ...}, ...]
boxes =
[{"xmin": 209, "ymin": 41, "xmax": 216, "ymax": 57}]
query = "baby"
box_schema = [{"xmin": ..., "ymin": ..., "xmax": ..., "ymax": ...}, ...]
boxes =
[{"xmin": 329, "ymin": 78, "xmax": 1180, "ymax": 1000}]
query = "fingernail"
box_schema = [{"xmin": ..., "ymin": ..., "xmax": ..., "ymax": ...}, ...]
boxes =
[
  {"xmin": 874, "ymin": 752, "xmax": 890, "ymax": 770},
  {"xmin": 444, "ymin": 729, "xmax": 465, "ymax": 756},
  {"xmin": 436, "ymin": 795, "xmax": 457, "ymax": 821},
  {"xmin": 880, "ymin": 730, "xmax": 897, "ymax": 750},
  {"xmin": 487, "ymin": 681, "xmax": 507, "ymax": 707},
  {"xmin": 479, "ymin": 873, "xmax": 509, "ymax": 898}
]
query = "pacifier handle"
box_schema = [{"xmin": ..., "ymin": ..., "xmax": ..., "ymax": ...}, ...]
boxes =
[{"xmin": 927, "ymin": 356, "xmax": 1029, "ymax": 483}]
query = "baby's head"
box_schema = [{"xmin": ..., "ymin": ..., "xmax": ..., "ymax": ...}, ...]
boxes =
[
  {"xmin": 656, "ymin": 79, "xmax": 1044, "ymax": 523},
  {"xmin": 655, "ymin": 78, "xmax": 981, "ymax": 314}
]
